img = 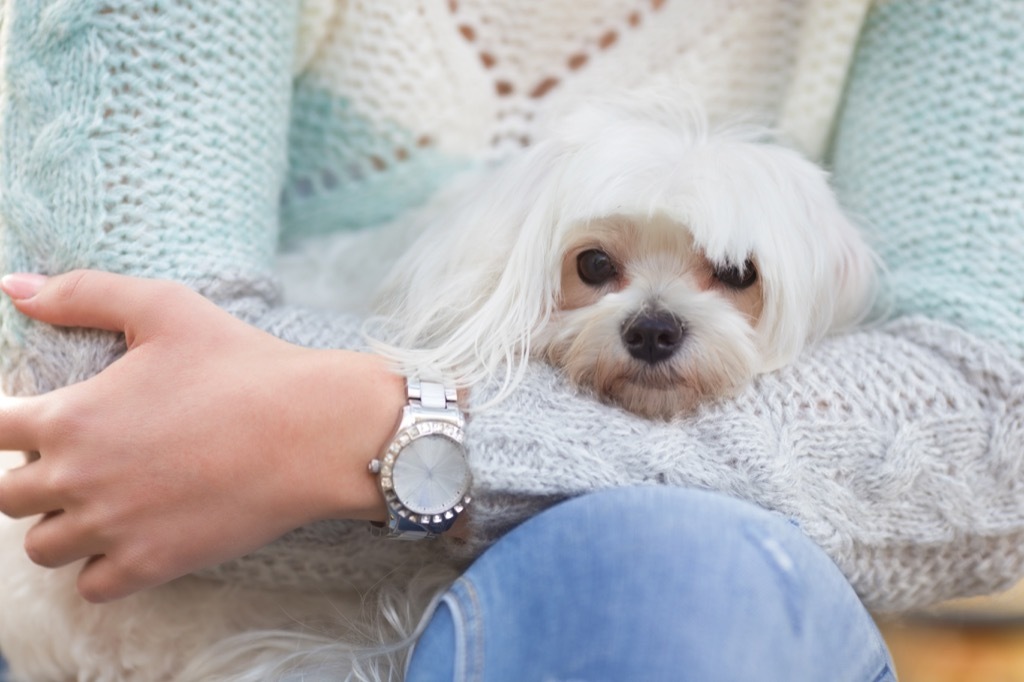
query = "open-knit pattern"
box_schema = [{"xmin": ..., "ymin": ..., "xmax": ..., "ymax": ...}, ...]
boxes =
[
  {"xmin": 281, "ymin": 0, "xmax": 865, "ymax": 240},
  {"xmin": 1, "ymin": 0, "xmax": 1022, "ymax": 615}
]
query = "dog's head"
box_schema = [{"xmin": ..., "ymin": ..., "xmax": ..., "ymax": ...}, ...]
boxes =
[{"xmin": 374, "ymin": 92, "xmax": 877, "ymax": 417}]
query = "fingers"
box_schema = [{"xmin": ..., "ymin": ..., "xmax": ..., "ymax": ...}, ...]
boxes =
[
  {"xmin": 23, "ymin": 511, "xmax": 101, "ymax": 570},
  {"xmin": 0, "ymin": 393, "xmax": 46, "ymax": 516},
  {"xmin": 77, "ymin": 548, "xmax": 172, "ymax": 603},
  {"xmin": 0, "ymin": 461, "xmax": 65, "ymax": 519},
  {"xmin": 22, "ymin": 515, "xmax": 137, "ymax": 604},
  {"xmin": 19, "ymin": 516, "xmax": 165, "ymax": 603},
  {"xmin": 77, "ymin": 557, "xmax": 123, "ymax": 603},
  {"xmin": 0, "ymin": 269, "xmax": 184, "ymax": 335}
]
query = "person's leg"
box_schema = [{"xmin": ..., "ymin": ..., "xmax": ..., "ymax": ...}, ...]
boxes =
[{"xmin": 407, "ymin": 486, "xmax": 894, "ymax": 682}]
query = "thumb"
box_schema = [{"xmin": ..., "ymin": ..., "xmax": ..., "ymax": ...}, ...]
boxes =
[{"xmin": 0, "ymin": 270, "xmax": 166, "ymax": 334}]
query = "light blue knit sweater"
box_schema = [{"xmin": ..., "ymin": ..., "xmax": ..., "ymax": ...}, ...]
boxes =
[{"xmin": 1, "ymin": 0, "xmax": 1023, "ymax": 613}]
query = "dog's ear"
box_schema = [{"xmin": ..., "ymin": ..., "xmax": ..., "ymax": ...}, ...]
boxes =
[
  {"xmin": 748, "ymin": 148, "xmax": 879, "ymax": 371},
  {"xmin": 821, "ymin": 202, "xmax": 880, "ymax": 334},
  {"xmin": 369, "ymin": 141, "xmax": 567, "ymax": 400}
]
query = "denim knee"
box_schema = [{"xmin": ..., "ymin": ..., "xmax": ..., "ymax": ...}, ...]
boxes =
[{"xmin": 408, "ymin": 486, "xmax": 894, "ymax": 682}]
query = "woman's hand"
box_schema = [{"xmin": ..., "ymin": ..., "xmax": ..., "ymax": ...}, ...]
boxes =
[{"xmin": 0, "ymin": 270, "xmax": 402, "ymax": 602}]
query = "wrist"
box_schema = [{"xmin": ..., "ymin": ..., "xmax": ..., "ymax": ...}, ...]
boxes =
[{"xmin": 280, "ymin": 348, "xmax": 405, "ymax": 525}]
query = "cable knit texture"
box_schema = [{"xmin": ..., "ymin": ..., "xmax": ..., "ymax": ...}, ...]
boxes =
[
  {"xmin": 0, "ymin": 0, "xmax": 295, "ymax": 395},
  {"xmin": 0, "ymin": 0, "xmax": 1022, "ymax": 614}
]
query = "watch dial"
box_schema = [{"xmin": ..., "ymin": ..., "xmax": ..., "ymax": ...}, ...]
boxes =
[{"xmin": 392, "ymin": 434, "xmax": 471, "ymax": 515}]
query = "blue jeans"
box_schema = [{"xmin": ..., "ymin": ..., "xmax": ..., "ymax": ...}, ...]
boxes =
[{"xmin": 406, "ymin": 487, "xmax": 895, "ymax": 682}]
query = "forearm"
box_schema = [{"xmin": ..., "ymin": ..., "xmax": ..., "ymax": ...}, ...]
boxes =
[
  {"xmin": 205, "ymin": 294, "xmax": 401, "ymax": 523},
  {"xmin": 277, "ymin": 347, "xmax": 403, "ymax": 525},
  {"xmin": 459, "ymin": 316, "xmax": 1024, "ymax": 612},
  {"xmin": 829, "ymin": 0, "xmax": 1024, "ymax": 355}
]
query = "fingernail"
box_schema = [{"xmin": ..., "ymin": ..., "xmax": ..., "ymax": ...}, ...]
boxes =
[{"xmin": 1, "ymin": 273, "xmax": 48, "ymax": 300}]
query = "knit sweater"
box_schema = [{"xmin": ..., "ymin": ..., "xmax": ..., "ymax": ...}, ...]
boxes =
[{"xmin": 1, "ymin": 0, "xmax": 1022, "ymax": 615}]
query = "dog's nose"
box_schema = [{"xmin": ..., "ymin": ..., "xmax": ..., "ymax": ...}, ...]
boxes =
[{"xmin": 621, "ymin": 313, "xmax": 685, "ymax": 364}]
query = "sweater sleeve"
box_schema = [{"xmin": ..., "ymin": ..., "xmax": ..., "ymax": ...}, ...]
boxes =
[{"xmin": 0, "ymin": 0, "xmax": 300, "ymax": 395}]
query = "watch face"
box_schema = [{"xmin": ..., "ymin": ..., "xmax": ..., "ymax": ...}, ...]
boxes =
[{"xmin": 392, "ymin": 434, "xmax": 471, "ymax": 515}]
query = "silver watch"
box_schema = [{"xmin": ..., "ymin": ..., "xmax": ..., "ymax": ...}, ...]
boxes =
[{"xmin": 368, "ymin": 378, "xmax": 472, "ymax": 539}]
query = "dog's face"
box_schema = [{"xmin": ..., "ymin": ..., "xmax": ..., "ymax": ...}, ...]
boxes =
[{"xmin": 540, "ymin": 216, "xmax": 764, "ymax": 418}]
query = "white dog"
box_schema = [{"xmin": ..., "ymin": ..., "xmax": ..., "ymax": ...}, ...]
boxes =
[{"xmin": 0, "ymin": 89, "xmax": 876, "ymax": 681}]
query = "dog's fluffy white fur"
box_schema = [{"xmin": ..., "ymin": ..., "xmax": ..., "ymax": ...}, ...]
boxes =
[
  {"xmin": 371, "ymin": 88, "xmax": 876, "ymax": 416},
  {"xmin": 0, "ymin": 513, "xmax": 453, "ymax": 681},
  {"xmin": 0, "ymin": 88, "xmax": 876, "ymax": 680}
]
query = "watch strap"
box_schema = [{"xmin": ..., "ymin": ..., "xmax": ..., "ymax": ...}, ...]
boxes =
[
  {"xmin": 368, "ymin": 510, "xmax": 457, "ymax": 540},
  {"xmin": 408, "ymin": 377, "xmax": 459, "ymax": 412}
]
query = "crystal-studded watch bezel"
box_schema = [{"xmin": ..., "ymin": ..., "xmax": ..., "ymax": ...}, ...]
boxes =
[{"xmin": 377, "ymin": 420, "xmax": 472, "ymax": 528}]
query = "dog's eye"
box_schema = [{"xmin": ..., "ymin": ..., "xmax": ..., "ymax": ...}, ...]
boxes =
[
  {"xmin": 577, "ymin": 249, "xmax": 617, "ymax": 286},
  {"xmin": 713, "ymin": 259, "xmax": 758, "ymax": 289}
]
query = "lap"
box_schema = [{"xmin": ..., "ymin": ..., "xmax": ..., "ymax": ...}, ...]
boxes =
[{"xmin": 407, "ymin": 486, "xmax": 895, "ymax": 682}]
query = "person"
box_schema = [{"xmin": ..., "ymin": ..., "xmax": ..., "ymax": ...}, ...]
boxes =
[{"xmin": 0, "ymin": 0, "xmax": 1021, "ymax": 679}]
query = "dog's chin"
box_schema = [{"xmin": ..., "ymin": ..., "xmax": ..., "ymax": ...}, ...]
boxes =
[
  {"xmin": 555, "ymin": 354, "xmax": 750, "ymax": 420},
  {"xmin": 600, "ymin": 378, "xmax": 708, "ymax": 420}
]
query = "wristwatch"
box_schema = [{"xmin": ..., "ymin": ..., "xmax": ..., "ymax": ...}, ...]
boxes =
[{"xmin": 368, "ymin": 378, "xmax": 473, "ymax": 539}]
